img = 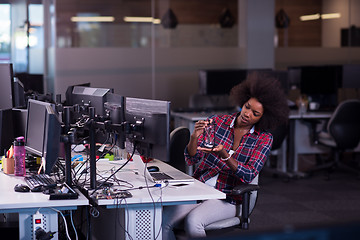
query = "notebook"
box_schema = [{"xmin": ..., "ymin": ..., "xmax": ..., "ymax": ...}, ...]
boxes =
[{"xmin": 132, "ymin": 155, "xmax": 194, "ymax": 184}]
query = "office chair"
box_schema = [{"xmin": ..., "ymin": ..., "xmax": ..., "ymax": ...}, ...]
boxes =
[
  {"xmin": 168, "ymin": 126, "xmax": 190, "ymax": 173},
  {"xmin": 169, "ymin": 127, "xmax": 260, "ymax": 232},
  {"xmin": 205, "ymin": 175, "xmax": 260, "ymax": 231},
  {"xmin": 308, "ymin": 99, "xmax": 360, "ymax": 178},
  {"xmin": 206, "ymin": 125, "xmax": 288, "ymax": 232},
  {"xmin": 263, "ymin": 124, "xmax": 291, "ymax": 179}
]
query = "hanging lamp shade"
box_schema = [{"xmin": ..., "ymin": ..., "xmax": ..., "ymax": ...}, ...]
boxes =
[{"xmin": 161, "ymin": 8, "xmax": 178, "ymax": 29}]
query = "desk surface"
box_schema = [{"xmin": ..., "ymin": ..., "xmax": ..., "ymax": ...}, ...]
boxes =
[
  {"xmin": 171, "ymin": 111, "xmax": 230, "ymax": 121},
  {"xmin": 172, "ymin": 110, "xmax": 333, "ymax": 121},
  {"xmin": 289, "ymin": 110, "xmax": 332, "ymax": 119},
  {"xmin": 0, "ymin": 170, "xmax": 88, "ymax": 211},
  {"xmin": 91, "ymin": 159, "xmax": 226, "ymax": 206}
]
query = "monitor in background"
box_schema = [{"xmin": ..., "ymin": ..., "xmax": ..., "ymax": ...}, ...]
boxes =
[
  {"xmin": 67, "ymin": 85, "xmax": 113, "ymax": 117},
  {"xmin": 198, "ymin": 69, "xmax": 248, "ymax": 95},
  {"xmin": 65, "ymin": 82, "xmax": 91, "ymax": 106},
  {"xmin": 300, "ymin": 65, "xmax": 342, "ymax": 110},
  {"xmin": 25, "ymin": 99, "xmax": 62, "ymax": 175},
  {"xmin": 125, "ymin": 97, "xmax": 170, "ymax": 162},
  {"xmin": 104, "ymin": 93, "xmax": 126, "ymax": 149},
  {"xmin": 0, "ymin": 109, "xmax": 14, "ymax": 154},
  {"xmin": 0, "ymin": 63, "xmax": 15, "ymax": 109},
  {"xmin": 198, "ymin": 69, "xmax": 273, "ymax": 95}
]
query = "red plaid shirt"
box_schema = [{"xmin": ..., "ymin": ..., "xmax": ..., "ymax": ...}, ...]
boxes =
[{"xmin": 185, "ymin": 112, "xmax": 273, "ymax": 205}]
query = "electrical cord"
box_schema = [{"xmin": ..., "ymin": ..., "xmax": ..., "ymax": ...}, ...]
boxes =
[
  {"xmin": 89, "ymin": 143, "xmax": 137, "ymax": 197},
  {"xmin": 36, "ymin": 207, "xmax": 76, "ymax": 240},
  {"xmin": 143, "ymin": 162, "xmax": 168, "ymax": 240}
]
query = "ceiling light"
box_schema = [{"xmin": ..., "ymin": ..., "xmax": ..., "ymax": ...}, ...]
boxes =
[
  {"xmin": 300, "ymin": 12, "xmax": 341, "ymax": 21},
  {"xmin": 321, "ymin": 13, "xmax": 341, "ymax": 19},
  {"xmin": 71, "ymin": 16, "xmax": 115, "ymax": 22},
  {"xmin": 300, "ymin": 14, "xmax": 320, "ymax": 21},
  {"xmin": 123, "ymin": 16, "xmax": 161, "ymax": 24}
]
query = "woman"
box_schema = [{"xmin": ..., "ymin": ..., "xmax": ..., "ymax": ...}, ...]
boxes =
[{"xmin": 162, "ymin": 72, "xmax": 289, "ymax": 239}]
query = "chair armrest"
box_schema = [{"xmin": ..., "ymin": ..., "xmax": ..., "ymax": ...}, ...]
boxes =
[
  {"xmin": 232, "ymin": 184, "xmax": 259, "ymax": 195},
  {"xmin": 231, "ymin": 183, "xmax": 260, "ymax": 230}
]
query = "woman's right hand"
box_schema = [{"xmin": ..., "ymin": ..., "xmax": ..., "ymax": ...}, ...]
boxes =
[
  {"xmin": 187, "ymin": 119, "xmax": 211, "ymax": 157},
  {"xmin": 191, "ymin": 120, "xmax": 210, "ymax": 139}
]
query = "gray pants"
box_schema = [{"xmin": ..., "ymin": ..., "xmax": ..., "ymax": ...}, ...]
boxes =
[{"xmin": 162, "ymin": 199, "xmax": 239, "ymax": 239}]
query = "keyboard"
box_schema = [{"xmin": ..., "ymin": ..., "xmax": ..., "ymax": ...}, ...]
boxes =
[
  {"xmin": 150, "ymin": 172, "xmax": 173, "ymax": 181},
  {"xmin": 24, "ymin": 174, "xmax": 57, "ymax": 190}
]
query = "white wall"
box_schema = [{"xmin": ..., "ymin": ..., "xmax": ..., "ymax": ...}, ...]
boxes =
[{"xmin": 54, "ymin": 47, "xmax": 246, "ymax": 109}]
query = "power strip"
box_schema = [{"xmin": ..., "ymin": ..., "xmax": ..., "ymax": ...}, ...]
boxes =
[{"xmin": 32, "ymin": 212, "xmax": 46, "ymax": 237}]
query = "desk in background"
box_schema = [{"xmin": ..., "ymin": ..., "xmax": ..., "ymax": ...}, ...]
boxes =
[
  {"xmin": 0, "ymin": 170, "xmax": 88, "ymax": 240},
  {"xmin": 88, "ymin": 158, "xmax": 226, "ymax": 240},
  {"xmin": 288, "ymin": 110, "xmax": 360, "ymax": 176},
  {"xmin": 172, "ymin": 110, "xmax": 360, "ymax": 178},
  {"xmin": 171, "ymin": 110, "xmax": 289, "ymax": 177}
]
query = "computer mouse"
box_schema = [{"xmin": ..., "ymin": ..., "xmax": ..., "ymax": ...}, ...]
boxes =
[
  {"xmin": 147, "ymin": 166, "xmax": 160, "ymax": 172},
  {"xmin": 31, "ymin": 185, "xmax": 44, "ymax": 192},
  {"xmin": 14, "ymin": 184, "xmax": 30, "ymax": 192}
]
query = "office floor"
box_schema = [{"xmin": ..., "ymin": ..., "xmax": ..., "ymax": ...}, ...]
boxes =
[{"xmin": 198, "ymin": 153, "xmax": 360, "ymax": 240}]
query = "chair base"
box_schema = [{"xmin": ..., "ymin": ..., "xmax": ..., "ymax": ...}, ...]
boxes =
[{"xmin": 307, "ymin": 152, "xmax": 360, "ymax": 179}]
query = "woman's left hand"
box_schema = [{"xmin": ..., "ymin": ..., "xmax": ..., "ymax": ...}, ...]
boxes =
[{"xmin": 197, "ymin": 144, "xmax": 227, "ymax": 159}]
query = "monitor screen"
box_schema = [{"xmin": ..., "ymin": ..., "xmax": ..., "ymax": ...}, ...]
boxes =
[
  {"xmin": 0, "ymin": 63, "xmax": 14, "ymax": 109},
  {"xmin": 300, "ymin": 65, "xmax": 342, "ymax": 110},
  {"xmin": 25, "ymin": 99, "xmax": 62, "ymax": 174},
  {"xmin": 125, "ymin": 97, "xmax": 170, "ymax": 162}
]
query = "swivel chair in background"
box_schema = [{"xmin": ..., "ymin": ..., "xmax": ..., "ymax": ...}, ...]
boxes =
[{"xmin": 308, "ymin": 99, "xmax": 360, "ymax": 178}]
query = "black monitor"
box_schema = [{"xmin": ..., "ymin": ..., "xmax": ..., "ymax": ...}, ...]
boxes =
[
  {"xmin": 0, "ymin": 63, "xmax": 15, "ymax": 109},
  {"xmin": 0, "ymin": 109, "xmax": 14, "ymax": 154},
  {"xmin": 104, "ymin": 93, "xmax": 126, "ymax": 149},
  {"xmin": 198, "ymin": 69, "xmax": 274, "ymax": 95},
  {"xmin": 198, "ymin": 69, "xmax": 248, "ymax": 95},
  {"xmin": 25, "ymin": 99, "xmax": 62, "ymax": 174},
  {"xmin": 67, "ymin": 86, "xmax": 113, "ymax": 117},
  {"xmin": 300, "ymin": 65, "xmax": 342, "ymax": 110},
  {"xmin": 125, "ymin": 97, "xmax": 170, "ymax": 162}
]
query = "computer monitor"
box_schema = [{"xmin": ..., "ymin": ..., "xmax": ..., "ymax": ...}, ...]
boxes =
[
  {"xmin": 300, "ymin": 65, "xmax": 342, "ymax": 110},
  {"xmin": 198, "ymin": 69, "xmax": 273, "ymax": 95},
  {"xmin": 0, "ymin": 109, "xmax": 14, "ymax": 154},
  {"xmin": 104, "ymin": 93, "xmax": 126, "ymax": 149},
  {"xmin": 125, "ymin": 97, "xmax": 170, "ymax": 162},
  {"xmin": 198, "ymin": 69, "xmax": 248, "ymax": 95},
  {"xmin": 67, "ymin": 86, "xmax": 113, "ymax": 117},
  {"xmin": 25, "ymin": 99, "xmax": 62, "ymax": 174},
  {"xmin": 0, "ymin": 63, "xmax": 15, "ymax": 109}
]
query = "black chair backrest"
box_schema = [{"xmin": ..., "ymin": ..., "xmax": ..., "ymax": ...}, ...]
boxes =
[
  {"xmin": 269, "ymin": 124, "xmax": 288, "ymax": 151},
  {"xmin": 169, "ymin": 127, "xmax": 190, "ymax": 173},
  {"xmin": 328, "ymin": 99, "xmax": 360, "ymax": 149}
]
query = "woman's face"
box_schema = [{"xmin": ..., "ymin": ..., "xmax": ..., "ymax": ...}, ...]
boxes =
[{"xmin": 238, "ymin": 98, "xmax": 264, "ymax": 127}]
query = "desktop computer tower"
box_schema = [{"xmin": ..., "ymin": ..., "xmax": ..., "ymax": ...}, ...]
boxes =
[{"xmin": 0, "ymin": 109, "xmax": 14, "ymax": 154}]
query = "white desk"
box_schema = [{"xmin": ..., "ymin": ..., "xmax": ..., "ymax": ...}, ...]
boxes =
[
  {"xmin": 172, "ymin": 111, "xmax": 230, "ymax": 133},
  {"xmin": 0, "ymin": 170, "xmax": 88, "ymax": 240},
  {"xmin": 88, "ymin": 158, "xmax": 226, "ymax": 240},
  {"xmin": 288, "ymin": 110, "xmax": 360, "ymax": 175},
  {"xmin": 172, "ymin": 111, "xmax": 289, "ymax": 177}
]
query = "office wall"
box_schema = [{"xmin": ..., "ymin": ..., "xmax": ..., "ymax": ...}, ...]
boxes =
[
  {"xmin": 54, "ymin": 47, "xmax": 246, "ymax": 109},
  {"xmin": 275, "ymin": 47, "xmax": 360, "ymax": 70}
]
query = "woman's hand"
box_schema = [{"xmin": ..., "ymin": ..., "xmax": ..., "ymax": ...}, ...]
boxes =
[
  {"xmin": 197, "ymin": 144, "xmax": 227, "ymax": 159},
  {"xmin": 191, "ymin": 119, "xmax": 212, "ymax": 139},
  {"xmin": 187, "ymin": 119, "xmax": 212, "ymax": 157}
]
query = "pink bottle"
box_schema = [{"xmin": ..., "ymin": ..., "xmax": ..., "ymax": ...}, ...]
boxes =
[{"xmin": 14, "ymin": 136, "xmax": 26, "ymax": 176}]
